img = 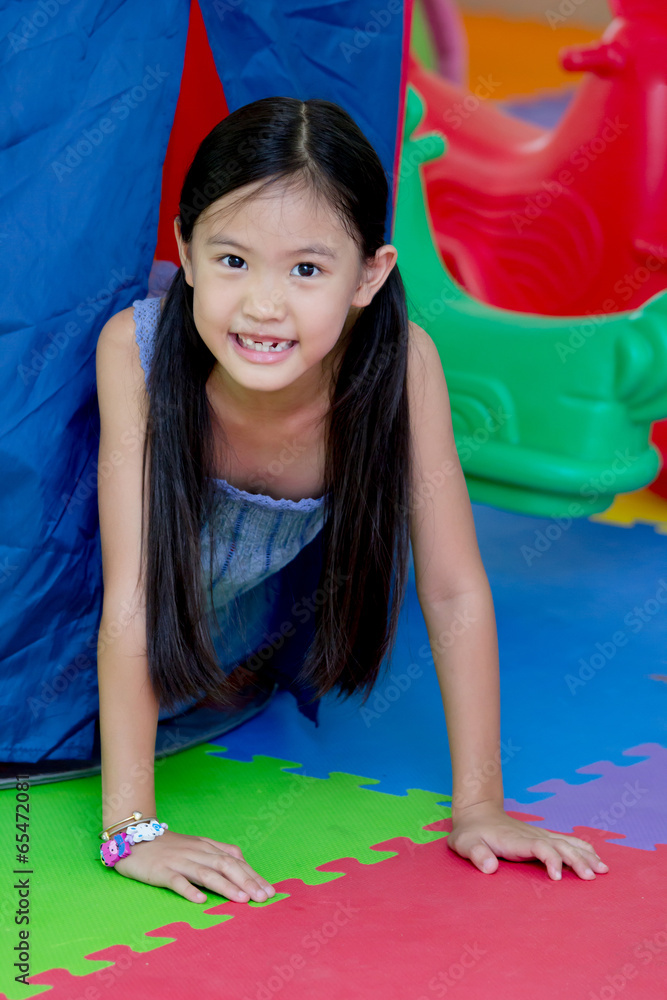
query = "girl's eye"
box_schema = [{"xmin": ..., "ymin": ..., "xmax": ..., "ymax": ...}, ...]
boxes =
[
  {"xmin": 217, "ymin": 256, "xmax": 320, "ymax": 277},
  {"xmin": 291, "ymin": 262, "xmax": 321, "ymax": 278},
  {"xmin": 218, "ymin": 254, "xmax": 247, "ymax": 269}
]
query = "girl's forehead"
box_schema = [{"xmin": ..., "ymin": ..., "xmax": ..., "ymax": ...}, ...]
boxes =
[{"xmin": 197, "ymin": 182, "xmax": 345, "ymax": 238}]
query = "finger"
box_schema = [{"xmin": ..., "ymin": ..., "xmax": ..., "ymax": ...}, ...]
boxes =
[
  {"xmin": 192, "ymin": 854, "xmax": 272, "ymax": 902},
  {"xmin": 551, "ymin": 835, "xmax": 609, "ymax": 872},
  {"xmin": 234, "ymin": 857, "xmax": 277, "ymax": 896},
  {"xmin": 546, "ymin": 839, "xmax": 600, "ymax": 880},
  {"xmin": 558, "ymin": 840, "xmax": 609, "ymax": 872},
  {"xmin": 469, "ymin": 841, "xmax": 499, "ymax": 874},
  {"xmin": 529, "ymin": 841, "xmax": 566, "ymax": 880},
  {"xmin": 177, "ymin": 860, "xmax": 262, "ymax": 903},
  {"xmin": 165, "ymin": 869, "xmax": 212, "ymax": 904},
  {"xmin": 447, "ymin": 835, "xmax": 499, "ymax": 874},
  {"xmin": 191, "ymin": 842, "xmax": 276, "ymax": 895},
  {"xmin": 114, "ymin": 858, "xmax": 209, "ymax": 904}
]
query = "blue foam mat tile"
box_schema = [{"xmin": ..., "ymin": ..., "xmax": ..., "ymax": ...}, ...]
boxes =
[{"xmin": 210, "ymin": 503, "xmax": 667, "ymax": 802}]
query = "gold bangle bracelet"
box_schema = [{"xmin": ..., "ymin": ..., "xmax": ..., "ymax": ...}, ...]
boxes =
[{"xmin": 99, "ymin": 811, "xmax": 143, "ymax": 841}]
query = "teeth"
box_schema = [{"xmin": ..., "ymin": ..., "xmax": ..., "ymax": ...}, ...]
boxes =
[{"xmin": 237, "ymin": 333, "xmax": 294, "ymax": 352}]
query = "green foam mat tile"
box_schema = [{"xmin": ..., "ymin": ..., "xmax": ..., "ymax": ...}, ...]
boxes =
[{"xmin": 0, "ymin": 742, "xmax": 451, "ymax": 998}]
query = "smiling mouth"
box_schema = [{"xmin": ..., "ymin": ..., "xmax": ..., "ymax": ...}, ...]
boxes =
[{"xmin": 232, "ymin": 332, "xmax": 296, "ymax": 353}]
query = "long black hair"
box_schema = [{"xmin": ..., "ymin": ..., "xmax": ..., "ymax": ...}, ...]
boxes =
[{"xmin": 139, "ymin": 96, "xmax": 414, "ymax": 714}]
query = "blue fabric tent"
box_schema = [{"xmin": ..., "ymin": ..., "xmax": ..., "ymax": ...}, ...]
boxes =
[{"xmin": 0, "ymin": 0, "xmax": 407, "ymax": 760}]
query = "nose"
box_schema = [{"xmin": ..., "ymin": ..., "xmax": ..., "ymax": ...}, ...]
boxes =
[{"xmin": 242, "ymin": 276, "xmax": 287, "ymax": 324}]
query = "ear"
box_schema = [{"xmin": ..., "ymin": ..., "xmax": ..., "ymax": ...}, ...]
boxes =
[
  {"xmin": 351, "ymin": 244, "xmax": 398, "ymax": 308},
  {"xmin": 174, "ymin": 216, "xmax": 194, "ymax": 287}
]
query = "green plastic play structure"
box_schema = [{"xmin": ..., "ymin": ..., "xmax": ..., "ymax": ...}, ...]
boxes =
[{"xmin": 392, "ymin": 85, "xmax": 667, "ymax": 518}]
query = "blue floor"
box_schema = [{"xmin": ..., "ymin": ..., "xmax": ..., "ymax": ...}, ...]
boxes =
[{"xmin": 211, "ymin": 502, "xmax": 667, "ymax": 803}]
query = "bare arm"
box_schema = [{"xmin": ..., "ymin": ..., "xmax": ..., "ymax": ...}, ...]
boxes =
[
  {"xmin": 94, "ymin": 305, "xmax": 276, "ymax": 905},
  {"xmin": 406, "ymin": 323, "xmax": 502, "ymax": 816},
  {"xmin": 97, "ymin": 595, "xmax": 160, "ymax": 828},
  {"xmin": 406, "ymin": 322, "xmax": 608, "ymax": 881},
  {"xmin": 95, "ymin": 306, "xmax": 159, "ymax": 828},
  {"xmin": 419, "ymin": 587, "xmax": 502, "ymax": 817}
]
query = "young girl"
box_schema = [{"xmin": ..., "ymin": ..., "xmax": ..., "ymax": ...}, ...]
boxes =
[{"xmin": 95, "ymin": 95, "xmax": 609, "ymax": 906}]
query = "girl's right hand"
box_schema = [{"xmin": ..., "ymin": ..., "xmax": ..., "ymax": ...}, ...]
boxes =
[{"xmin": 113, "ymin": 828, "xmax": 277, "ymax": 904}]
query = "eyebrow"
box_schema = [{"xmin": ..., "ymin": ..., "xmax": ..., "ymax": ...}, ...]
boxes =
[{"xmin": 205, "ymin": 233, "xmax": 338, "ymax": 259}]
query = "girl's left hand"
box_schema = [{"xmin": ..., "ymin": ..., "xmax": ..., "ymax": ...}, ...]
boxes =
[{"xmin": 446, "ymin": 801, "xmax": 610, "ymax": 880}]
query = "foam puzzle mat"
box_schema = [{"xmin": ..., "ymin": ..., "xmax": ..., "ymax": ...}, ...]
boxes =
[
  {"xmin": 2, "ymin": 490, "xmax": 666, "ymax": 999},
  {"xmin": 23, "ymin": 823, "xmax": 667, "ymax": 999}
]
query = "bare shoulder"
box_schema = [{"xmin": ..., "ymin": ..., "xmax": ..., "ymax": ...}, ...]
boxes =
[
  {"xmin": 405, "ymin": 318, "xmax": 455, "ymax": 487},
  {"xmin": 406, "ymin": 319, "xmax": 442, "ymax": 400},
  {"xmin": 405, "ymin": 316, "xmax": 452, "ymax": 432},
  {"xmin": 96, "ymin": 304, "xmax": 138, "ymax": 352},
  {"xmin": 407, "ymin": 319, "xmax": 440, "ymax": 366},
  {"xmin": 407, "ymin": 319, "xmax": 433, "ymax": 352},
  {"xmin": 95, "ymin": 304, "xmax": 146, "ymax": 401}
]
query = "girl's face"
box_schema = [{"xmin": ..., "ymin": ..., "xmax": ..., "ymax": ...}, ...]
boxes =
[{"xmin": 174, "ymin": 178, "xmax": 397, "ymax": 413}]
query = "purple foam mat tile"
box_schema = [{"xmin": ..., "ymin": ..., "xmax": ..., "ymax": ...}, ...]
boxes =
[{"xmin": 504, "ymin": 743, "xmax": 667, "ymax": 851}]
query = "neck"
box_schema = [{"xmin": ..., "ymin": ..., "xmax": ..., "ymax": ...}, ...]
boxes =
[{"xmin": 211, "ymin": 361, "xmax": 331, "ymax": 424}]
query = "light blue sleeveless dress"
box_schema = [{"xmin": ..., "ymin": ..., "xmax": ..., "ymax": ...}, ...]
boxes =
[{"xmin": 133, "ymin": 295, "xmax": 329, "ymax": 730}]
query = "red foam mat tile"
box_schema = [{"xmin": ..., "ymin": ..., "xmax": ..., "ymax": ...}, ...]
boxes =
[{"xmin": 25, "ymin": 817, "xmax": 667, "ymax": 999}]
